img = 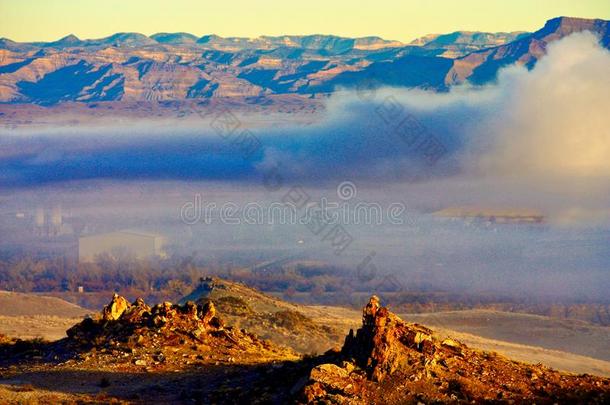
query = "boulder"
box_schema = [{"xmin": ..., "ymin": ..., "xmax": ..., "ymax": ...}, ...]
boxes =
[{"xmin": 101, "ymin": 293, "xmax": 130, "ymax": 321}]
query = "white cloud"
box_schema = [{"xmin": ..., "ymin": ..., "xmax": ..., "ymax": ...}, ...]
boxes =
[{"xmin": 478, "ymin": 32, "xmax": 610, "ymax": 179}]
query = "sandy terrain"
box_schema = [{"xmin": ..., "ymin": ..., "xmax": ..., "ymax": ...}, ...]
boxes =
[
  {"xmin": 402, "ymin": 309, "xmax": 610, "ymax": 361},
  {"xmin": 0, "ymin": 291, "xmax": 90, "ymax": 340},
  {"xmin": 0, "ymin": 315, "xmax": 82, "ymax": 341},
  {"xmin": 0, "ymin": 291, "xmax": 90, "ymax": 318}
]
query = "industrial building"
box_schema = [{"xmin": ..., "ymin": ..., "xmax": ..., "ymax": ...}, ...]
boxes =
[
  {"xmin": 434, "ymin": 207, "xmax": 544, "ymax": 224},
  {"xmin": 34, "ymin": 206, "xmax": 65, "ymax": 237},
  {"xmin": 78, "ymin": 230, "xmax": 166, "ymax": 263}
]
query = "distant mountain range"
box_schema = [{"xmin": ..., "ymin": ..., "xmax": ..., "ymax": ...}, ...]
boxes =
[{"xmin": 0, "ymin": 17, "xmax": 607, "ymax": 105}]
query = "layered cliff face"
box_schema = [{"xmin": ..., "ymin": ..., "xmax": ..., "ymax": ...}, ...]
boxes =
[
  {"xmin": 447, "ymin": 16, "xmax": 610, "ymax": 84},
  {"xmin": 410, "ymin": 31, "xmax": 529, "ymax": 58},
  {"xmin": 0, "ymin": 17, "xmax": 607, "ymax": 106},
  {"xmin": 0, "ymin": 33, "xmax": 406, "ymax": 104}
]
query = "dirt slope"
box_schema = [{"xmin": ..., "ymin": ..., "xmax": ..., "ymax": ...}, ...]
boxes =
[
  {"xmin": 0, "ymin": 291, "xmax": 90, "ymax": 317},
  {"xmin": 180, "ymin": 277, "xmax": 345, "ymax": 354},
  {"xmin": 403, "ymin": 309, "xmax": 610, "ymax": 361},
  {"xmin": 0, "ymin": 291, "xmax": 91, "ymax": 340}
]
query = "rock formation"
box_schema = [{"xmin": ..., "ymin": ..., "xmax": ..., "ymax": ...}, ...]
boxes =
[
  {"xmin": 61, "ymin": 294, "xmax": 295, "ymax": 369},
  {"xmin": 303, "ymin": 296, "xmax": 610, "ymax": 404},
  {"xmin": 101, "ymin": 293, "xmax": 130, "ymax": 321}
]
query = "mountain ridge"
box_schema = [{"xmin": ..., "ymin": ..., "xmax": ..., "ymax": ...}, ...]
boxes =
[
  {"xmin": 0, "ymin": 17, "xmax": 607, "ymax": 105},
  {"xmin": 1, "ymin": 32, "xmax": 407, "ymax": 51},
  {"xmin": 447, "ymin": 16, "xmax": 610, "ymax": 84}
]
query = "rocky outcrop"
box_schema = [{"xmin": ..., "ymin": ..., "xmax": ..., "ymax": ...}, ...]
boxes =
[
  {"xmin": 66, "ymin": 294, "xmax": 227, "ymax": 348},
  {"xmin": 0, "ymin": 294, "xmax": 300, "ymax": 403},
  {"xmin": 303, "ymin": 296, "xmax": 610, "ymax": 404},
  {"xmin": 0, "ymin": 333, "xmax": 13, "ymax": 345},
  {"xmin": 1, "ymin": 293, "xmax": 609, "ymax": 404},
  {"xmin": 101, "ymin": 293, "xmax": 130, "ymax": 321},
  {"xmin": 60, "ymin": 294, "xmax": 298, "ymax": 371},
  {"xmin": 342, "ymin": 302, "xmax": 436, "ymax": 382}
]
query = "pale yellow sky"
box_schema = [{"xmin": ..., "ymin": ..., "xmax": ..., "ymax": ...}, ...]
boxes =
[{"xmin": 1, "ymin": 0, "xmax": 609, "ymax": 43}]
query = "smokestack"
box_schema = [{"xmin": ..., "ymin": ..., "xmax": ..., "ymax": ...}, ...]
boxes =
[
  {"xmin": 34, "ymin": 207, "xmax": 45, "ymax": 236},
  {"xmin": 50, "ymin": 206, "xmax": 62, "ymax": 236}
]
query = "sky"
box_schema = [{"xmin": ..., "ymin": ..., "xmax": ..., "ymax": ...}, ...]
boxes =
[{"xmin": 1, "ymin": 0, "xmax": 609, "ymax": 43}]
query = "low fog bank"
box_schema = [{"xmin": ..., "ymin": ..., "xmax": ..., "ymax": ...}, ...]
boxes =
[
  {"xmin": 1, "ymin": 33, "xmax": 609, "ymax": 300},
  {"xmin": 1, "ymin": 180, "xmax": 609, "ymax": 301}
]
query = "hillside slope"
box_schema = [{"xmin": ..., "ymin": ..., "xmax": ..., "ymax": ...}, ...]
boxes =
[
  {"xmin": 404, "ymin": 309, "xmax": 610, "ymax": 362},
  {"xmin": 1, "ymin": 295, "xmax": 608, "ymax": 404},
  {"xmin": 0, "ymin": 291, "xmax": 89, "ymax": 317},
  {"xmin": 0, "ymin": 292, "xmax": 90, "ymax": 341},
  {"xmin": 180, "ymin": 277, "xmax": 345, "ymax": 354}
]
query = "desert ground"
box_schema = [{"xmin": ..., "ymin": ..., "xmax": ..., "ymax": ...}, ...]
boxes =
[{"xmin": 2, "ymin": 287, "xmax": 609, "ymax": 378}]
